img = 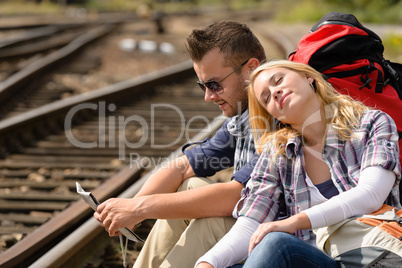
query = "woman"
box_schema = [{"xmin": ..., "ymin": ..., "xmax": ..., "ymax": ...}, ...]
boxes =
[{"xmin": 195, "ymin": 60, "xmax": 401, "ymax": 268}]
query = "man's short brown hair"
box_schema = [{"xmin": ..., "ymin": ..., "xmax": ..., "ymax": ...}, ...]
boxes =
[{"xmin": 186, "ymin": 20, "xmax": 266, "ymax": 68}]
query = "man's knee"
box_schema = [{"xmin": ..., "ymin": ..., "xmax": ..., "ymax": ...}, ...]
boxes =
[
  {"xmin": 161, "ymin": 217, "xmax": 236, "ymax": 268},
  {"xmin": 186, "ymin": 216, "xmax": 236, "ymax": 242},
  {"xmin": 177, "ymin": 177, "xmax": 214, "ymax": 192}
]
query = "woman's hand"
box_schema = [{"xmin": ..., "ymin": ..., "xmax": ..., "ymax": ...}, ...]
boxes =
[
  {"xmin": 195, "ymin": 262, "xmax": 214, "ymax": 268},
  {"xmin": 249, "ymin": 212, "xmax": 311, "ymax": 254}
]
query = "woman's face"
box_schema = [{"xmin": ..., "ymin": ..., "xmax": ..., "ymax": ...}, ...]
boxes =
[{"xmin": 252, "ymin": 67, "xmax": 319, "ymax": 126}]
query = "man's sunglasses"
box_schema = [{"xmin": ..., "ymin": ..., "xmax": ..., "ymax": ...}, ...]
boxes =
[{"xmin": 197, "ymin": 59, "xmax": 250, "ymax": 94}]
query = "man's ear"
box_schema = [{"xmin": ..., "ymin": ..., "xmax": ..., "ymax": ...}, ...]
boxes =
[{"xmin": 247, "ymin": 58, "xmax": 260, "ymax": 73}]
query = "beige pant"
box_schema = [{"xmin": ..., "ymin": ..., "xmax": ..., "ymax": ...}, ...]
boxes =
[{"xmin": 133, "ymin": 177, "xmax": 236, "ymax": 268}]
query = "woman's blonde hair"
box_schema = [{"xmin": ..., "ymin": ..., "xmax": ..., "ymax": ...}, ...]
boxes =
[{"xmin": 248, "ymin": 60, "xmax": 370, "ymax": 155}]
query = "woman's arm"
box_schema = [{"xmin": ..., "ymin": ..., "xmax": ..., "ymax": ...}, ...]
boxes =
[
  {"xmin": 304, "ymin": 165, "xmax": 396, "ymax": 229},
  {"xmin": 247, "ymin": 166, "xmax": 396, "ymax": 254},
  {"xmin": 195, "ymin": 217, "xmax": 260, "ymax": 268}
]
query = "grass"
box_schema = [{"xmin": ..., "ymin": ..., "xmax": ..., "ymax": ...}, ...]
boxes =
[
  {"xmin": 272, "ymin": 0, "xmax": 402, "ymax": 24},
  {"xmin": 383, "ymin": 33, "xmax": 402, "ymax": 62},
  {"xmin": 85, "ymin": 0, "xmax": 139, "ymax": 12},
  {"xmin": 0, "ymin": 0, "xmax": 63, "ymax": 15}
]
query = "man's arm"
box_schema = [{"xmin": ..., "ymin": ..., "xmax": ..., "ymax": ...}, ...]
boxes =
[
  {"xmin": 124, "ymin": 153, "xmax": 243, "ymax": 219},
  {"xmin": 96, "ymin": 180, "xmax": 243, "ymax": 237},
  {"xmin": 95, "ymin": 155, "xmax": 244, "ymax": 236},
  {"xmin": 95, "ymin": 121, "xmax": 245, "ymax": 236},
  {"xmin": 137, "ymin": 179, "xmax": 244, "ymax": 219},
  {"xmin": 135, "ymin": 155, "xmax": 196, "ymax": 197},
  {"xmin": 95, "ymin": 155, "xmax": 196, "ymax": 233}
]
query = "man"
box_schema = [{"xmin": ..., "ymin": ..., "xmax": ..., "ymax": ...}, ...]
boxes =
[{"xmin": 94, "ymin": 20, "xmax": 266, "ymax": 267}]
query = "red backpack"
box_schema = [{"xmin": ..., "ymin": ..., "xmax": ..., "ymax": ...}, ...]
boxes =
[{"xmin": 289, "ymin": 12, "xmax": 402, "ymax": 169}]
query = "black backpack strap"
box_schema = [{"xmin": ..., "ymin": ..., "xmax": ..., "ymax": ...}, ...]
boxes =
[
  {"xmin": 324, "ymin": 61, "xmax": 384, "ymax": 93},
  {"xmin": 323, "ymin": 67, "xmax": 368, "ymax": 80},
  {"xmin": 382, "ymin": 59, "xmax": 402, "ymax": 100},
  {"xmin": 369, "ymin": 60, "xmax": 384, "ymax": 94}
]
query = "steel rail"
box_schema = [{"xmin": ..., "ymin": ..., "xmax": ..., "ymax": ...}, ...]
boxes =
[
  {"xmin": 0, "ymin": 23, "xmax": 114, "ymax": 108},
  {"xmin": 0, "ymin": 164, "xmax": 144, "ymax": 268},
  {"xmin": 0, "ymin": 26, "xmax": 63, "ymax": 49},
  {"xmin": 0, "ymin": 60, "xmax": 195, "ymax": 157},
  {"xmin": 0, "ymin": 12, "xmax": 139, "ymax": 31}
]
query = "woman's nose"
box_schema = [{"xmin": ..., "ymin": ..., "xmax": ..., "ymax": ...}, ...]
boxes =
[{"xmin": 273, "ymin": 89, "xmax": 282, "ymax": 100}]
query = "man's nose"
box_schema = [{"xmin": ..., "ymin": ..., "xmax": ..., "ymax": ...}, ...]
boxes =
[{"xmin": 204, "ymin": 88, "xmax": 219, "ymax": 102}]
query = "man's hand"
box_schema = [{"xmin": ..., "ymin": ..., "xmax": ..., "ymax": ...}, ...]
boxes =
[{"xmin": 94, "ymin": 197, "xmax": 145, "ymax": 237}]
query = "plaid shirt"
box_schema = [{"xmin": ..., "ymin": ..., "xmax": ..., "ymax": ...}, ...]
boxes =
[
  {"xmin": 183, "ymin": 109, "xmax": 258, "ymax": 185},
  {"xmin": 227, "ymin": 109, "xmax": 255, "ymax": 172},
  {"xmin": 235, "ymin": 110, "xmax": 401, "ymax": 241}
]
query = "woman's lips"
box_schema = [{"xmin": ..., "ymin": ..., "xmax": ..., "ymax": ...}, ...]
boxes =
[{"xmin": 280, "ymin": 93, "xmax": 290, "ymax": 109}]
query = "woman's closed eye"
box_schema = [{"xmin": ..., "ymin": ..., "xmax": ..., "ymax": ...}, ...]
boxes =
[{"xmin": 260, "ymin": 90, "xmax": 271, "ymax": 104}]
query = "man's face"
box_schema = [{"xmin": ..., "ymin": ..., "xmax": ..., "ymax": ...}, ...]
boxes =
[{"xmin": 193, "ymin": 48, "xmax": 248, "ymax": 117}]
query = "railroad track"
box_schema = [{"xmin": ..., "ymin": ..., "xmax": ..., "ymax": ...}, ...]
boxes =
[
  {"xmin": 0, "ymin": 16, "xmax": 117, "ymax": 81},
  {"xmin": 0, "ymin": 12, "xmax": 303, "ymax": 267},
  {"xmin": 0, "ymin": 14, "xmax": 209, "ymax": 266},
  {"xmin": 0, "ymin": 60, "xmax": 222, "ymax": 267},
  {"xmin": 0, "ymin": 23, "xmax": 116, "ymax": 121}
]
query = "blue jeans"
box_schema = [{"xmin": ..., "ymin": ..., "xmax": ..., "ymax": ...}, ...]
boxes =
[{"xmin": 230, "ymin": 232, "xmax": 339, "ymax": 268}]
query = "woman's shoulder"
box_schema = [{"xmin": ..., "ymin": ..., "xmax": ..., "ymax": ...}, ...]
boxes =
[
  {"xmin": 362, "ymin": 109, "xmax": 396, "ymax": 124},
  {"xmin": 359, "ymin": 109, "xmax": 398, "ymax": 134}
]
